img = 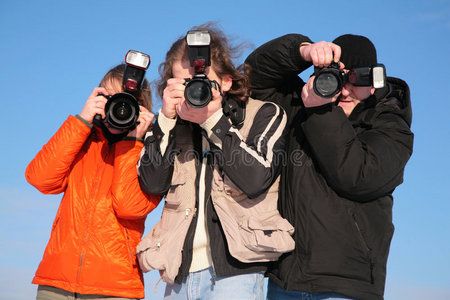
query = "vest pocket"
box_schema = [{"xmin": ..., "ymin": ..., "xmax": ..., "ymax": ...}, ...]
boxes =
[
  {"xmin": 242, "ymin": 211, "xmax": 295, "ymax": 253},
  {"xmin": 165, "ymin": 168, "xmax": 187, "ymax": 206},
  {"xmin": 246, "ymin": 211, "xmax": 294, "ymax": 253},
  {"xmin": 213, "ymin": 198, "xmax": 295, "ymax": 263},
  {"xmin": 136, "ymin": 206, "xmax": 196, "ymax": 283}
]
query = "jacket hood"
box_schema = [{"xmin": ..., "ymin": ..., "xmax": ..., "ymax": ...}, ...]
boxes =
[{"xmin": 374, "ymin": 76, "xmax": 412, "ymax": 127}]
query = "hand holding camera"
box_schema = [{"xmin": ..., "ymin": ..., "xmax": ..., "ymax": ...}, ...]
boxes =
[
  {"xmin": 300, "ymin": 41, "xmax": 341, "ymax": 68},
  {"xmin": 176, "ymin": 85, "xmax": 223, "ymax": 124},
  {"xmin": 80, "ymin": 87, "xmax": 109, "ymax": 123},
  {"xmin": 161, "ymin": 78, "xmax": 185, "ymax": 119},
  {"xmin": 127, "ymin": 106, "xmax": 155, "ymax": 139}
]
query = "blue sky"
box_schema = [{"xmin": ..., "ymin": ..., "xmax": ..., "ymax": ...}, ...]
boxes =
[{"xmin": 1, "ymin": 0, "xmax": 449, "ymax": 299}]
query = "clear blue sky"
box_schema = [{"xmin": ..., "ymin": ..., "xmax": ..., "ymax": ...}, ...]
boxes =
[{"xmin": 1, "ymin": 0, "xmax": 449, "ymax": 299}]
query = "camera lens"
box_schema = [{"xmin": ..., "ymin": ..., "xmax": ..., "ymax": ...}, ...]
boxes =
[
  {"xmin": 313, "ymin": 65, "xmax": 345, "ymax": 98},
  {"xmin": 185, "ymin": 78, "xmax": 212, "ymax": 107},
  {"xmin": 104, "ymin": 92, "xmax": 140, "ymax": 130},
  {"xmin": 112, "ymin": 101, "xmax": 133, "ymax": 121},
  {"xmin": 314, "ymin": 73, "xmax": 340, "ymax": 98}
]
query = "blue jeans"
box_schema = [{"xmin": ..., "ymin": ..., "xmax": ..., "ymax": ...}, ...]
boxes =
[
  {"xmin": 267, "ymin": 279, "xmax": 354, "ymax": 300},
  {"xmin": 164, "ymin": 267, "xmax": 264, "ymax": 300}
]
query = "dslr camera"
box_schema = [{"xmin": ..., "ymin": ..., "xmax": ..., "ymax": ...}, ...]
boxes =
[
  {"xmin": 313, "ymin": 62, "xmax": 386, "ymax": 98},
  {"xmin": 184, "ymin": 30, "xmax": 221, "ymax": 108},
  {"xmin": 100, "ymin": 50, "xmax": 150, "ymax": 130}
]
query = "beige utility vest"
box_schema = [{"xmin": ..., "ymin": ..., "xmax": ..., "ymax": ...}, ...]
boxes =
[{"xmin": 137, "ymin": 99, "xmax": 295, "ymax": 284}]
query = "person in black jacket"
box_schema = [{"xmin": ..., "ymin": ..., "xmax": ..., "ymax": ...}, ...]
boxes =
[
  {"xmin": 137, "ymin": 24, "xmax": 291, "ymax": 300},
  {"xmin": 245, "ymin": 34, "xmax": 414, "ymax": 300}
]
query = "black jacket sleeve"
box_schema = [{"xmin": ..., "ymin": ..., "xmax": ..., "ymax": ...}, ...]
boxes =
[
  {"xmin": 302, "ymin": 105, "xmax": 414, "ymax": 202},
  {"xmin": 245, "ymin": 34, "xmax": 313, "ymax": 101},
  {"xmin": 206, "ymin": 102, "xmax": 287, "ymax": 199},
  {"xmin": 138, "ymin": 119, "xmax": 177, "ymax": 195}
]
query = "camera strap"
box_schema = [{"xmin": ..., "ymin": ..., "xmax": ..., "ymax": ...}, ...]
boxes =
[
  {"xmin": 93, "ymin": 116, "xmax": 129, "ymax": 144},
  {"xmin": 222, "ymin": 95, "xmax": 245, "ymax": 127}
]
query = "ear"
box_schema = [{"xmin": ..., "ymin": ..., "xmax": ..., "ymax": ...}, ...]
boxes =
[
  {"xmin": 370, "ymin": 87, "xmax": 376, "ymax": 95},
  {"xmin": 220, "ymin": 75, "xmax": 233, "ymax": 93}
]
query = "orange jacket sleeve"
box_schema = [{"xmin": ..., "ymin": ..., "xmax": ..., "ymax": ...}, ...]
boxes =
[
  {"xmin": 25, "ymin": 115, "xmax": 92, "ymax": 194},
  {"xmin": 111, "ymin": 139, "xmax": 162, "ymax": 219}
]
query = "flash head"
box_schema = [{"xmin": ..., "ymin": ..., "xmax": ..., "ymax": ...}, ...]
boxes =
[
  {"xmin": 348, "ymin": 64, "xmax": 386, "ymax": 89},
  {"xmin": 186, "ymin": 30, "xmax": 211, "ymax": 46},
  {"xmin": 125, "ymin": 50, "xmax": 151, "ymax": 70},
  {"xmin": 186, "ymin": 30, "xmax": 211, "ymax": 72},
  {"xmin": 372, "ymin": 64, "xmax": 386, "ymax": 89}
]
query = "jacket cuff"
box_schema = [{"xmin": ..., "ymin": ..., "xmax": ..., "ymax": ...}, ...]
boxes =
[
  {"xmin": 74, "ymin": 114, "xmax": 93, "ymax": 128},
  {"xmin": 200, "ymin": 109, "xmax": 223, "ymax": 134},
  {"xmin": 158, "ymin": 110, "xmax": 177, "ymax": 135},
  {"xmin": 290, "ymin": 36, "xmax": 313, "ymax": 70}
]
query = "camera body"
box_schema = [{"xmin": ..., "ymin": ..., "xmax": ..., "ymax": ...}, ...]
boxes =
[
  {"xmin": 102, "ymin": 50, "xmax": 150, "ymax": 130},
  {"xmin": 184, "ymin": 30, "xmax": 219, "ymax": 108},
  {"xmin": 184, "ymin": 74, "xmax": 220, "ymax": 108},
  {"xmin": 313, "ymin": 62, "xmax": 386, "ymax": 98}
]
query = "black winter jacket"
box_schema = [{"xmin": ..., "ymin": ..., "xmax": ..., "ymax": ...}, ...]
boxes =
[{"xmin": 245, "ymin": 34, "xmax": 414, "ymax": 300}]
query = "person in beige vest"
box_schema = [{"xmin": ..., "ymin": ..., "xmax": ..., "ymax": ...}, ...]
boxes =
[{"xmin": 136, "ymin": 24, "xmax": 294, "ymax": 300}]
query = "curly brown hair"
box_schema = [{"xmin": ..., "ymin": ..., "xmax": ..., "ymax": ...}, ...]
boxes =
[
  {"xmin": 99, "ymin": 64, "xmax": 152, "ymax": 111},
  {"xmin": 157, "ymin": 23, "xmax": 249, "ymax": 102}
]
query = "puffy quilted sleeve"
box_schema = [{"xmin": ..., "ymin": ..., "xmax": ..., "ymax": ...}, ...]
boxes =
[
  {"xmin": 111, "ymin": 139, "xmax": 162, "ymax": 219},
  {"xmin": 25, "ymin": 115, "xmax": 92, "ymax": 194}
]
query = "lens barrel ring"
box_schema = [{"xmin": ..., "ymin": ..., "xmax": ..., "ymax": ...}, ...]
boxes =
[
  {"xmin": 184, "ymin": 76, "xmax": 213, "ymax": 108},
  {"xmin": 104, "ymin": 92, "xmax": 140, "ymax": 130},
  {"xmin": 313, "ymin": 66, "xmax": 346, "ymax": 98}
]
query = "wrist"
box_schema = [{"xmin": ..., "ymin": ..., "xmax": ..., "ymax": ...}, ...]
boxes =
[
  {"xmin": 78, "ymin": 113, "xmax": 92, "ymax": 123},
  {"xmin": 75, "ymin": 114, "xmax": 93, "ymax": 128},
  {"xmin": 161, "ymin": 107, "xmax": 176, "ymax": 119},
  {"xmin": 299, "ymin": 42, "xmax": 311, "ymax": 61}
]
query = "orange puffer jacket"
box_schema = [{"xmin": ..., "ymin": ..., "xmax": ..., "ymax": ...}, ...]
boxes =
[{"xmin": 25, "ymin": 115, "xmax": 161, "ymax": 299}]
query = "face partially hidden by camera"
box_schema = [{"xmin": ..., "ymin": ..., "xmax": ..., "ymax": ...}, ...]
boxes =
[
  {"xmin": 337, "ymin": 68, "xmax": 375, "ymax": 117},
  {"xmin": 169, "ymin": 58, "xmax": 232, "ymax": 123},
  {"xmin": 100, "ymin": 79, "xmax": 127, "ymax": 135},
  {"xmin": 173, "ymin": 59, "xmax": 231, "ymax": 94}
]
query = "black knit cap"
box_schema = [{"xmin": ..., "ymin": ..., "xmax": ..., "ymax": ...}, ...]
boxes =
[{"xmin": 332, "ymin": 34, "xmax": 377, "ymax": 69}]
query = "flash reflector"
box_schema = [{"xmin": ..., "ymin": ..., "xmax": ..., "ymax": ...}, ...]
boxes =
[
  {"xmin": 186, "ymin": 30, "xmax": 211, "ymax": 46},
  {"xmin": 372, "ymin": 64, "xmax": 386, "ymax": 89},
  {"xmin": 125, "ymin": 50, "xmax": 150, "ymax": 69}
]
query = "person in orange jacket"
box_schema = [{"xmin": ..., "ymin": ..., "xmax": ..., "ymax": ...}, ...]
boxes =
[{"xmin": 25, "ymin": 63, "xmax": 161, "ymax": 300}]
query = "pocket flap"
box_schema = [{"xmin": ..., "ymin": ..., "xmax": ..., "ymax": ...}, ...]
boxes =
[
  {"xmin": 247, "ymin": 212, "xmax": 294, "ymax": 233},
  {"xmin": 171, "ymin": 168, "xmax": 187, "ymax": 186}
]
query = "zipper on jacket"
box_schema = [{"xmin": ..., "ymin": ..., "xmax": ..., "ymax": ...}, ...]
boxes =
[
  {"xmin": 352, "ymin": 213, "xmax": 374, "ymax": 284},
  {"xmin": 76, "ymin": 250, "xmax": 85, "ymax": 283},
  {"xmin": 352, "ymin": 214, "xmax": 371, "ymax": 253},
  {"xmin": 124, "ymin": 228, "xmax": 135, "ymax": 266}
]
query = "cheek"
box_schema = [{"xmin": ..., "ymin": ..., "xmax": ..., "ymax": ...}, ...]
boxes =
[{"xmin": 353, "ymin": 87, "xmax": 372, "ymax": 99}]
